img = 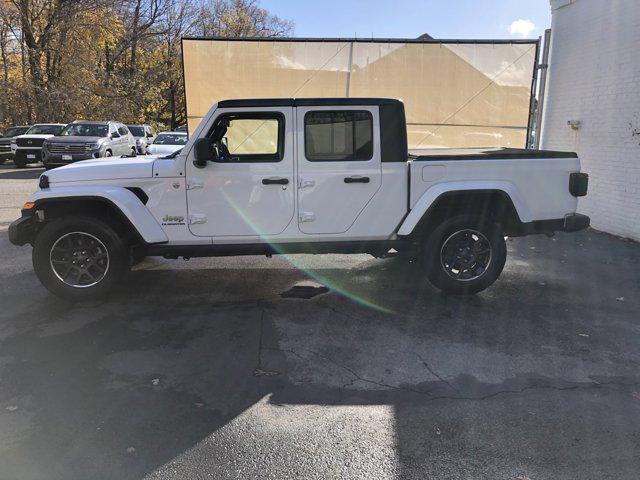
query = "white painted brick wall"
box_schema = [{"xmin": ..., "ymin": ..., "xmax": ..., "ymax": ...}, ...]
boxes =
[{"xmin": 541, "ymin": 0, "xmax": 640, "ymax": 240}]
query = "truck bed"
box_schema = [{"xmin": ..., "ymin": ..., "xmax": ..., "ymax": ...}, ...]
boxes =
[
  {"xmin": 407, "ymin": 147, "xmax": 581, "ymax": 223},
  {"xmin": 409, "ymin": 147, "xmax": 578, "ymax": 161}
]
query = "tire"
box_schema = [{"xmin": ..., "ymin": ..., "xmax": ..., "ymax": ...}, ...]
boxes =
[
  {"xmin": 105, "ymin": 150, "xmax": 112, "ymax": 157},
  {"xmin": 421, "ymin": 215, "xmax": 506, "ymax": 295},
  {"xmin": 33, "ymin": 216, "xmax": 129, "ymax": 301},
  {"xmin": 13, "ymin": 154, "xmax": 27, "ymax": 168}
]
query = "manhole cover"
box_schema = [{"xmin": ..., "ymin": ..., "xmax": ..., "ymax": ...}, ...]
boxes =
[{"xmin": 280, "ymin": 285, "xmax": 329, "ymax": 299}]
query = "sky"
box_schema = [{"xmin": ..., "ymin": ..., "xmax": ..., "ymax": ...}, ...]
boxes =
[{"xmin": 261, "ymin": 0, "xmax": 551, "ymax": 40}]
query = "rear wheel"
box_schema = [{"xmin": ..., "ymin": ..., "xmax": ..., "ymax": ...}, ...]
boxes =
[
  {"xmin": 33, "ymin": 216, "xmax": 129, "ymax": 301},
  {"xmin": 105, "ymin": 150, "xmax": 112, "ymax": 157},
  {"xmin": 421, "ymin": 215, "xmax": 506, "ymax": 295}
]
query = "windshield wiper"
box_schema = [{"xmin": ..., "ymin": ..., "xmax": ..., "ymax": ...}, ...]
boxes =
[{"xmin": 161, "ymin": 148, "xmax": 183, "ymax": 159}]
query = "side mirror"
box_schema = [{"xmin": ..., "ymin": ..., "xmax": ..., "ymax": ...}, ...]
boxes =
[
  {"xmin": 111, "ymin": 131, "xmax": 120, "ymax": 138},
  {"xmin": 193, "ymin": 137, "xmax": 214, "ymax": 168}
]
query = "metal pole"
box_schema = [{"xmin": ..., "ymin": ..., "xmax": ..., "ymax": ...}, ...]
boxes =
[
  {"xmin": 345, "ymin": 41, "xmax": 354, "ymax": 97},
  {"xmin": 535, "ymin": 29, "xmax": 552, "ymax": 149},
  {"xmin": 526, "ymin": 37, "xmax": 541, "ymax": 148}
]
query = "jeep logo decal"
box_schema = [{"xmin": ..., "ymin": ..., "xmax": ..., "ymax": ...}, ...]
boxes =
[{"xmin": 162, "ymin": 214, "xmax": 184, "ymax": 225}]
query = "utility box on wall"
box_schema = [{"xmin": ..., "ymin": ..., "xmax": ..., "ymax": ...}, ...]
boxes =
[
  {"xmin": 541, "ymin": 0, "xmax": 640, "ymax": 240},
  {"xmin": 181, "ymin": 37, "xmax": 538, "ymax": 149}
]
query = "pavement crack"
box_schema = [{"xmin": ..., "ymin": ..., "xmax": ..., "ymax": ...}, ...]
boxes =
[
  {"xmin": 266, "ymin": 346, "xmax": 433, "ymax": 396},
  {"xmin": 416, "ymin": 352, "xmax": 459, "ymax": 393},
  {"xmin": 268, "ymin": 346, "xmax": 640, "ymax": 401}
]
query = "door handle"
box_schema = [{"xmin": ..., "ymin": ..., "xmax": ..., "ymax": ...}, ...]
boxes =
[
  {"xmin": 344, "ymin": 176, "xmax": 370, "ymax": 184},
  {"xmin": 262, "ymin": 177, "xmax": 289, "ymax": 185}
]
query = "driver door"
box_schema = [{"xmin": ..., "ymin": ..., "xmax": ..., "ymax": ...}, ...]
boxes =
[{"xmin": 186, "ymin": 107, "xmax": 295, "ymax": 238}]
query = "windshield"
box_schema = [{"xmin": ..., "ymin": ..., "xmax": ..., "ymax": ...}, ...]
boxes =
[
  {"xmin": 127, "ymin": 126, "xmax": 145, "ymax": 137},
  {"xmin": 26, "ymin": 125, "xmax": 65, "ymax": 135},
  {"xmin": 153, "ymin": 133, "xmax": 188, "ymax": 145},
  {"xmin": 2, "ymin": 126, "xmax": 30, "ymax": 138},
  {"xmin": 60, "ymin": 124, "xmax": 109, "ymax": 137}
]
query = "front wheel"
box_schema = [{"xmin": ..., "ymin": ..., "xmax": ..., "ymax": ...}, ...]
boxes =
[
  {"xmin": 33, "ymin": 216, "xmax": 129, "ymax": 301},
  {"xmin": 421, "ymin": 215, "xmax": 506, "ymax": 295}
]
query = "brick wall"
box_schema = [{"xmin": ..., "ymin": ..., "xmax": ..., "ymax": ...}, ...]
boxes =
[{"xmin": 541, "ymin": 0, "xmax": 640, "ymax": 240}]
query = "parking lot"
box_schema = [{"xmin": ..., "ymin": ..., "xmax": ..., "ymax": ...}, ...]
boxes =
[{"xmin": 0, "ymin": 163, "xmax": 639, "ymax": 479}]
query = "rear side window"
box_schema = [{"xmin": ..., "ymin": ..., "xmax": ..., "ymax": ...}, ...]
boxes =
[{"xmin": 304, "ymin": 110, "xmax": 373, "ymax": 161}]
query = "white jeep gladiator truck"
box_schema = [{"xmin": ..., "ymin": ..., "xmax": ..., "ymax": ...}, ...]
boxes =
[{"xmin": 9, "ymin": 98, "xmax": 589, "ymax": 300}]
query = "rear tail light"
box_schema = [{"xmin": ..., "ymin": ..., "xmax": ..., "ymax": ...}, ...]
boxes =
[{"xmin": 569, "ymin": 172, "xmax": 588, "ymax": 197}]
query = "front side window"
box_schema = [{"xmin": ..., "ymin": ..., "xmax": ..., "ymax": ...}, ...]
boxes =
[
  {"xmin": 210, "ymin": 112, "xmax": 284, "ymax": 162},
  {"xmin": 117, "ymin": 125, "xmax": 129, "ymax": 136},
  {"xmin": 304, "ymin": 110, "xmax": 373, "ymax": 161},
  {"xmin": 61, "ymin": 124, "xmax": 108, "ymax": 137}
]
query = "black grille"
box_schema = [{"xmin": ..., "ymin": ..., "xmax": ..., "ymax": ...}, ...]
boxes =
[
  {"xmin": 16, "ymin": 137, "xmax": 45, "ymax": 148},
  {"xmin": 0, "ymin": 144, "xmax": 10, "ymax": 153}
]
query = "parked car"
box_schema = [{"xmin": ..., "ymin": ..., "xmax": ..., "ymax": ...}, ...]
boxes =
[
  {"xmin": 9, "ymin": 98, "xmax": 590, "ymax": 300},
  {"xmin": 127, "ymin": 124, "xmax": 156, "ymax": 154},
  {"xmin": 174, "ymin": 124, "xmax": 187, "ymax": 132},
  {"xmin": 0, "ymin": 125, "xmax": 31, "ymax": 164},
  {"xmin": 42, "ymin": 121, "xmax": 137, "ymax": 169},
  {"xmin": 147, "ymin": 131, "xmax": 188, "ymax": 156},
  {"xmin": 12, "ymin": 124, "xmax": 66, "ymax": 168}
]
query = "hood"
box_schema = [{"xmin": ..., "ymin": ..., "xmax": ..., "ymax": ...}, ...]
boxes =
[
  {"xmin": 48, "ymin": 136, "xmax": 105, "ymax": 144},
  {"xmin": 45, "ymin": 155, "xmax": 162, "ymax": 183},
  {"xmin": 17, "ymin": 134, "xmax": 57, "ymax": 140}
]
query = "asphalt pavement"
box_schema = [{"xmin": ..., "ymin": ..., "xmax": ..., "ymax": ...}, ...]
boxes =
[{"xmin": 1, "ymin": 163, "xmax": 639, "ymax": 479}]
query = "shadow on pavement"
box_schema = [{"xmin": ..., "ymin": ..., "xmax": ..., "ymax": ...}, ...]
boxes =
[
  {"xmin": 0, "ymin": 230, "xmax": 639, "ymax": 478},
  {"xmin": 0, "ymin": 164, "xmax": 44, "ymax": 179}
]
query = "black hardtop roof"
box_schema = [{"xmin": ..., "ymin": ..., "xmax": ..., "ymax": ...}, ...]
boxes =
[{"xmin": 217, "ymin": 98, "xmax": 403, "ymax": 108}]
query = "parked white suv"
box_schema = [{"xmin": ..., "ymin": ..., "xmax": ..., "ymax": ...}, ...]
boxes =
[
  {"xmin": 9, "ymin": 98, "xmax": 589, "ymax": 300},
  {"xmin": 12, "ymin": 123, "xmax": 66, "ymax": 168}
]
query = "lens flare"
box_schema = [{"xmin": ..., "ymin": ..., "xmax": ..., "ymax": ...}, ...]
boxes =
[{"xmin": 218, "ymin": 188, "xmax": 394, "ymax": 314}]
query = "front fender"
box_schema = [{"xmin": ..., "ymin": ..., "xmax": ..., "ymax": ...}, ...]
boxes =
[
  {"xmin": 29, "ymin": 186, "xmax": 168, "ymax": 244},
  {"xmin": 397, "ymin": 181, "xmax": 533, "ymax": 236}
]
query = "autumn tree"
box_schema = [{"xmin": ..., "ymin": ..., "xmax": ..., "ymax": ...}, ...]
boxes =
[{"xmin": 0, "ymin": 0, "xmax": 293, "ymax": 131}]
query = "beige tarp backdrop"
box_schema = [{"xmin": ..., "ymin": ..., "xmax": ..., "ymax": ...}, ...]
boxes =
[{"xmin": 182, "ymin": 39, "xmax": 537, "ymax": 148}]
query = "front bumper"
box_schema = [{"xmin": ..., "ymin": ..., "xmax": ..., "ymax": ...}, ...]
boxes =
[
  {"xmin": 15, "ymin": 148, "xmax": 42, "ymax": 162},
  {"xmin": 8, "ymin": 215, "xmax": 37, "ymax": 246},
  {"xmin": 43, "ymin": 151, "xmax": 100, "ymax": 166}
]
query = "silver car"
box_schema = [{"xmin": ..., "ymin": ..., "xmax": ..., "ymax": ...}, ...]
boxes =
[
  {"xmin": 147, "ymin": 131, "xmax": 188, "ymax": 156},
  {"xmin": 127, "ymin": 124, "xmax": 156, "ymax": 154},
  {"xmin": 42, "ymin": 121, "xmax": 136, "ymax": 169}
]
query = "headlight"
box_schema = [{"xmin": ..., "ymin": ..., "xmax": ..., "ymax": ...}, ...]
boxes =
[
  {"xmin": 10, "ymin": 140, "xmax": 16, "ymax": 146},
  {"xmin": 90, "ymin": 142, "xmax": 101, "ymax": 149}
]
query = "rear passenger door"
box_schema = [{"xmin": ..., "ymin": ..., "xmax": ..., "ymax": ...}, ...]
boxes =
[{"xmin": 296, "ymin": 106, "xmax": 382, "ymax": 234}]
